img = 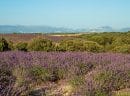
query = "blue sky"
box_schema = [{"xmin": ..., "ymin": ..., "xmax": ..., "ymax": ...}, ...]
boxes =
[{"xmin": 0, "ymin": 0, "xmax": 130, "ymax": 28}]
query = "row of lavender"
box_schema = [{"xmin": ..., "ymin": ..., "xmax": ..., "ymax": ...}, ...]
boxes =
[{"xmin": 0, "ymin": 51, "xmax": 130, "ymax": 95}]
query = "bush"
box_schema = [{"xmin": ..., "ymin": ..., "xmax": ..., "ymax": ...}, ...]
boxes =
[
  {"xmin": 69, "ymin": 76, "xmax": 85, "ymax": 87},
  {"xmin": 48, "ymin": 67, "xmax": 61, "ymax": 82},
  {"xmin": 56, "ymin": 68, "xmax": 67, "ymax": 79},
  {"xmin": 114, "ymin": 89, "xmax": 130, "ymax": 96},
  {"xmin": 81, "ymin": 34, "xmax": 114, "ymax": 46},
  {"xmin": 95, "ymin": 90, "xmax": 108, "ymax": 96},
  {"xmin": 29, "ymin": 66, "xmax": 50, "ymax": 82},
  {"xmin": 29, "ymin": 66, "xmax": 62, "ymax": 83},
  {"xmin": 94, "ymin": 71, "xmax": 112, "ymax": 82},
  {"xmin": 15, "ymin": 42, "xmax": 28, "ymax": 51},
  {"xmin": 8, "ymin": 41, "xmax": 15, "ymax": 50},
  {"xmin": 0, "ymin": 67, "xmax": 16, "ymax": 94},
  {"xmin": 28, "ymin": 89, "xmax": 46, "ymax": 96},
  {"xmin": 84, "ymin": 41, "xmax": 104, "ymax": 52},
  {"xmin": 27, "ymin": 37, "xmax": 54, "ymax": 51},
  {"xmin": 112, "ymin": 44, "xmax": 130, "ymax": 53},
  {"xmin": 57, "ymin": 39, "xmax": 104, "ymax": 52},
  {"xmin": 0, "ymin": 38, "xmax": 10, "ymax": 51},
  {"xmin": 93, "ymin": 69, "xmax": 130, "ymax": 95},
  {"xmin": 111, "ymin": 38, "xmax": 124, "ymax": 47},
  {"xmin": 73, "ymin": 63, "xmax": 94, "ymax": 76},
  {"xmin": 88, "ymin": 36, "xmax": 105, "ymax": 45},
  {"xmin": 12, "ymin": 67, "xmax": 28, "ymax": 87}
]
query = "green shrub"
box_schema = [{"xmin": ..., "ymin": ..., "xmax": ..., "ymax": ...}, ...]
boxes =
[
  {"xmin": 57, "ymin": 68, "xmax": 67, "ymax": 79},
  {"xmin": 29, "ymin": 66, "xmax": 63, "ymax": 83},
  {"xmin": 28, "ymin": 89, "xmax": 46, "ymax": 96},
  {"xmin": 128, "ymin": 70, "xmax": 130, "ymax": 77},
  {"xmin": 95, "ymin": 71, "xmax": 112, "ymax": 82},
  {"xmin": 29, "ymin": 66, "xmax": 50, "ymax": 82},
  {"xmin": 27, "ymin": 37, "xmax": 54, "ymax": 51},
  {"xmin": 47, "ymin": 67, "xmax": 67, "ymax": 82},
  {"xmin": 84, "ymin": 41, "xmax": 104, "ymax": 52},
  {"xmin": 111, "ymin": 38, "xmax": 124, "ymax": 47},
  {"xmin": 8, "ymin": 41, "xmax": 15, "ymax": 50},
  {"xmin": 74, "ymin": 63, "xmax": 94, "ymax": 76},
  {"xmin": 69, "ymin": 76, "xmax": 85, "ymax": 87},
  {"xmin": 113, "ymin": 89, "xmax": 130, "ymax": 96},
  {"xmin": 81, "ymin": 34, "xmax": 114, "ymax": 46},
  {"xmin": 0, "ymin": 67, "xmax": 16, "ymax": 93},
  {"xmin": 13, "ymin": 67, "xmax": 28, "ymax": 87},
  {"xmin": 48, "ymin": 68, "xmax": 60, "ymax": 82},
  {"xmin": 112, "ymin": 44, "xmax": 130, "ymax": 53},
  {"xmin": 94, "ymin": 70, "xmax": 130, "ymax": 95},
  {"xmin": 95, "ymin": 90, "xmax": 108, "ymax": 96},
  {"xmin": 15, "ymin": 42, "xmax": 28, "ymax": 51},
  {"xmin": 0, "ymin": 38, "xmax": 10, "ymax": 51},
  {"xmin": 88, "ymin": 36, "xmax": 105, "ymax": 45},
  {"xmin": 58, "ymin": 39, "xmax": 104, "ymax": 52}
]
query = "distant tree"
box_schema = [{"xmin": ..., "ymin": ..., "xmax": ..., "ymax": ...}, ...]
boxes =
[{"xmin": 13, "ymin": 32, "xmax": 18, "ymax": 34}]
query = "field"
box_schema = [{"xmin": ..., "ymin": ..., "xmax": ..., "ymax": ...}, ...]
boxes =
[
  {"xmin": 0, "ymin": 33, "xmax": 130, "ymax": 96},
  {"xmin": 0, "ymin": 52, "xmax": 130, "ymax": 96},
  {"xmin": 0, "ymin": 33, "xmax": 80, "ymax": 43},
  {"xmin": 1, "ymin": 0, "xmax": 130, "ymax": 95}
]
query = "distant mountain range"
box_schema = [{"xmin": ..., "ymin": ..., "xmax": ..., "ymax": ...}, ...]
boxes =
[
  {"xmin": 0, "ymin": 25, "xmax": 130, "ymax": 33},
  {"xmin": 88, "ymin": 26, "xmax": 130, "ymax": 32}
]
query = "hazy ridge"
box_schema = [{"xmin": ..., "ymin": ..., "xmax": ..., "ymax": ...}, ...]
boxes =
[{"xmin": 0, "ymin": 25, "xmax": 130, "ymax": 33}]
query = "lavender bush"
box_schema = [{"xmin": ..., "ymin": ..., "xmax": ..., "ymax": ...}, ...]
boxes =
[{"xmin": 0, "ymin": 51, "xmax": 130, "ymax": 96}]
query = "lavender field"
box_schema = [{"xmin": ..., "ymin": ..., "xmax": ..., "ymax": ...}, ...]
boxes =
[
  {"xmin": 1, "ymin": 0, "xmax": 130, "ymax": 95},
  {"xmin": 0, "ymin": 51, "xmax": 130, "ymax": 96}
]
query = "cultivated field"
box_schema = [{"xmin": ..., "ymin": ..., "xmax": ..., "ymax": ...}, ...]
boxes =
[
  {"xmin": 0, "ymin": 52, "xmax": 130, "ymax": 95},
  {"xmin": 0, "ymin": 33, "xmax": 80, "ymax": 43},
  {"xmin": 0, "ymin": 32, "xmax": 130, "ymax": 96}
]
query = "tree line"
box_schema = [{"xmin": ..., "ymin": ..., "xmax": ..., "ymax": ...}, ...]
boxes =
[{"xmin": 1, "ymin": 31, "xmax": 130, "ymax": 53}]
